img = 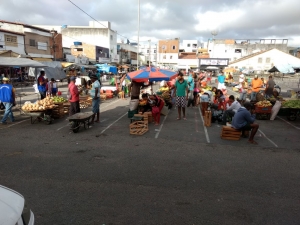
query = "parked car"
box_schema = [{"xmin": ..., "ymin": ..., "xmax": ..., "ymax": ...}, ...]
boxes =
[{"xmin": 0, "ymin": 185, "xmax": 34, "ymax": 225}]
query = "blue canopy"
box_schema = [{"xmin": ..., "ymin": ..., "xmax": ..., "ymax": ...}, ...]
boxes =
[{"xmin": 95, "ymin": 64, "xmax": 117, "ymax": 74}]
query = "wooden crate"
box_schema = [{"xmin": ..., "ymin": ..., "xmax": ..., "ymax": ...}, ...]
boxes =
[
  {"xmin": 129, "ymin": 121, "xmax": 148, "ymax": 135},
  {"xmin": 221, "ymin": 126, "xmax": 241, "ymax": 141},
  {"xmin": 204, "ymin": 111, "xmax": 212, "ymax": 127},
  {"xmin": 63, "ymin": 102, "xmax": 70, "ymax": 114},
  {"xmin": 143, "ymin": 112, "xmax": 153, "ymax": 123}
]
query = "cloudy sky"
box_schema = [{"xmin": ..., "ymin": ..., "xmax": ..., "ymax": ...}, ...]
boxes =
[{"xmin": 1, "ymin": 0, "xmax": 300, "ymax": 47}]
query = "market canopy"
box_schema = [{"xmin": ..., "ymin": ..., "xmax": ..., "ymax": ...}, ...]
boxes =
[
  {"xmin": 96, "ymin": 64, "xmax": 117, "ymax": 74},
  {"xmin": 268, "ymin": 65, "xmax": 295, "ymax": 74},
  {"xmin": 127, "ymin": 66, "xmax": 177, "ymax": 82},
  {"xmin": 0, "ymin": 57, "xmax": 47, "ymax": 68},
  {"xmin": 28, "ymin": 61, "xmax": 66, "ymax": 80}
]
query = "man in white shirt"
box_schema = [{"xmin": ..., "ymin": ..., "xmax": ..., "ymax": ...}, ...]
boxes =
[{"xmin": 220, "ymin": 95, "xmax": 241, "ymax": 125}]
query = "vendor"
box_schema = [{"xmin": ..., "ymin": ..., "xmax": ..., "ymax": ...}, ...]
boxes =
[{"xmin": 37, "ymin": 71, "xmax": 47, "ymax": 100}]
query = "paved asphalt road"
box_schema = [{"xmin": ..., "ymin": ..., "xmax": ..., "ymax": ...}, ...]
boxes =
[{"xmin": 1, "ymin": 78, "xmax": 300, "ymax": 224}]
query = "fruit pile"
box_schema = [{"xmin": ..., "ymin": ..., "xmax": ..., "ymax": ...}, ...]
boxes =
[
  {"xmin": 52, "ymin": 96, "xmax": 67, "ymax": 103},
  {"xmin": 22, "ymin": 97, "xmax": 56, "ymax": 111},
  {"xmin": 282, "ymin": 100, "xmax": 300, "ymax": 108},
  {"xmin": 256, "ymin": 100, "xmax": 272, "ymax": 107}
]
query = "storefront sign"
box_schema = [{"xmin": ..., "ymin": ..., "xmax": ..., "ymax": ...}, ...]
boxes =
[{"xmin": 199, "ymin": 58, "xmax": 229, "ymax": 66}]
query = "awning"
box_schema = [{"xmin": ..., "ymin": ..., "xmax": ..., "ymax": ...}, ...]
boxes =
[
  {"xmin": 31, "ymin": 57, "xmax": 53, "ymax": 62},
  {"xmin": 0, "ymin": 57, "xmax": 47, "ymax": 67},
  {"xmin": 61, "ymin": 62, "xmax": 74, "ymax": 68}
]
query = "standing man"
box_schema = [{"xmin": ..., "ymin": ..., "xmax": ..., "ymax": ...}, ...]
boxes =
[
  {"xmin": 89, "ymin": 74, "xmax": 101, "ymax": 123},
  {"xmin": 231, "ymin": 102, "xmax": 259, "ymax": 144},
  {"xmin": 68, "ymin": 76, "xmax": 80, "ymax": 116},
  {"xmin": 250, "ymin": 75, "xmax": 263, "ymax": 101},
  {"xmin": 0, "ymin": 77, "xmax": 15, "ymax": 124},
  {"xmin": 37, "ymin": 71, "xmax": 47, "ymax": 99},
  {"xmin": 264, "ymin": 75, "xmax": 276, "ymax": 98},
  {"xmin": 128, "ymin": 81, "xmax": 143, "ymax": 100},
  {"xmin": 173, "ymin": 72, "xmax": 189, "ymax": 120},
  {"xmin": 217, "ymin": 71, "xmax": 226, "ymax": 90}
]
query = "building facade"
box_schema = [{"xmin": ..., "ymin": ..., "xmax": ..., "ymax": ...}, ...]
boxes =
[
  {"xmin": 181, "ymin": 40, "xmax": 201, "ymax": 53},
  {"xmin": 35, "ymin": 21, "xmax": 118, "ymax": 63},
  {"xmin": 157, "ymin": 39, "xmax": 180, "ymax": 69},
  {"xmin": 117, "ymin": 43, "xmax": 138, "ymax": 65}
]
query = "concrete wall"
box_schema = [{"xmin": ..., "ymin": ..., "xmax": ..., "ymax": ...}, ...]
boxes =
[
  {"xmin": 25, "ymin": 32, "xmax": 51, "ymax": 57},
  {"xmin": 0, "ymin": 31, "xmax": 25, "ymax": 55}
]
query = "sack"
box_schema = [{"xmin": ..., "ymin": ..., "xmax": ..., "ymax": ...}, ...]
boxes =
[
  {"xmin": 152, "ymin": 106, "xmax": 159, "ymax": 114},
  {"xmin": 270, "ymin": 101, "xmax": 281, "ymax": 120},
  {"xmin": 67, "ymin": 89, "xmax": 72, "ymax": 100}
]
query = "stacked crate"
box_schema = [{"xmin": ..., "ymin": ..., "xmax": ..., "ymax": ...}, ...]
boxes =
[
  {"xmin": 221, "ymin": 126, "xmax": 241, "ymax": 141},
  {"xmin": 52, "ymin": 103, "xmax": 65, "ymax": 119}
]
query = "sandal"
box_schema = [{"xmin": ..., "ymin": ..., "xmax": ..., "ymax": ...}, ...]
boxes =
[
  {"xmin": 176, "ymin": 118, "xmax": 181, "ymax": 120},
  {"xmin": 183, "ymin": 117, "xmax": 187, "ymax": 120}
]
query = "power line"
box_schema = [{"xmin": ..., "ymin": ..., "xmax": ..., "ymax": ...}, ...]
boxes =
[{"xmin": 67, "ymin": 0, "xmax": 150, "ymax": 44}]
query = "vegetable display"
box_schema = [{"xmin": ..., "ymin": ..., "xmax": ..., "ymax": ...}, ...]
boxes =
[
  {"xmin": 282, "ymin": 100, "xmax": 300, "ymax": 108},
  {"xmin": 52, "ymin": 96, "xmax": 68, "ymax": 103},
  {"xmin": 256, "ymin": 100, "xmax": 272, "ymax": 107}
]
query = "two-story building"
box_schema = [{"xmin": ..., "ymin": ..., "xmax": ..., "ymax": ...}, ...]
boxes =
[
  {"xmin": 117, "ymin": 42, "xmax": 138, "ymax": 65},
  {"xmin": 157, "ymin": 39, "xmax": 180, "ymax": 69}
]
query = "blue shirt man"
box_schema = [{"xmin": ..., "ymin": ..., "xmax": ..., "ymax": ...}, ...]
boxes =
[{"xmin": 0, "ymin": 77, "xmax": 15, "ymax": 124}]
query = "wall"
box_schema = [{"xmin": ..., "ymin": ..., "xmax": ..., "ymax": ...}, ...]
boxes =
[
  {"xmin": 24, "ymin": 32, "xmax": 51, "ymax": 57},
  {"xmin": 181, "ymin": 40, "xmax": 200, "ymax": 52},
  {"xmin": 0, "ymin": 31, "xmax": 25, "ymax": 55},
  {"xmin": 49, "ymin": 33, "xmax": 63, "ymax": 60}
]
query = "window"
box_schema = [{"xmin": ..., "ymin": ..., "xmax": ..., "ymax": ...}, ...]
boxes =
[
  {"xmin": 192, "ymin": 49, "xmax": 196, "ymax": 52},
  {"xmin": 235, "ymin": 49, "xmax": 241, "ymax": 53},
  {"xmin": 266, "ymin": 57, "xmax": 271, "ymax": 63},
  {"xmin": 110, "ymin": 35, "xmax": 113, "ymax": 40},
  {"xmin": 163, "ymin": 55, "xmax": 166, "ymax": 59},
  {"xmin": 154, "ymin": 50, "xmax": 156, "ymax": 53},
  {"xmin": 30, "ymin": 39, "xmax": 36, "ymax": 47},
  {"xmin": 192, "ymin": 44, "xmax": 197, "ymax": 48},
  {"xmin": 0, "ymin": 45, "xmax": 3, "ymax": 48},
  {"xmin": 4, "ymin": 34, "xmax": 17, "ymax": 47},
  {"xmin": 258, "ymin": 57, "xmax": 262, "ymax": 63},
  {"xmin": 187, "ymin": 44, "xmax": 191, "ymax": 47},
  {"xmin": 170, "ymin": 56, "xmax": 173, "ymax": 59},
  {"xmin": 172, "ymin": 46, "xmax": 176, "ymax": 50},
  {"xmin": 74, "ymin": 48, "xmax": 83, "ymax": 51}
]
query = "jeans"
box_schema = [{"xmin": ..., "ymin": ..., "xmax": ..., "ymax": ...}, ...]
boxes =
[
  {"xmin": 39, "ymin": 90, "xmax": 46, "ymax": 100},
  {"xmin": 222, "ymin": 109, "xmax": 235, "ymax": 124},
  {"xmin": 250, "ymin": 92, "xmax": 257, "ymax": 101},
  {"xmin": 1, "ymin": 102, "xmax": 14, "ymax": 123},
  {"xmin": 239, "ymin": 92, "xmax": 247, "ymax": 101}
]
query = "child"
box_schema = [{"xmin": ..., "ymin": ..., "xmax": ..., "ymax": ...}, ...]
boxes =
[{"xmin": 239, "ymin": 82, "xmax": 247, "ymax": 102}]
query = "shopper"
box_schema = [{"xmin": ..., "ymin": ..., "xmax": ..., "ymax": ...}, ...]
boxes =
[
  {"xmin": 217, "ymin": 71, "xmax": 226, "ymax": 90},
  {"xmin": 48, "ymin": 78, "xmax": 58, "ymax": 96},
  {"xmin": 149, "ymin": 95, "xmax": 165, "ymax": 125},
  {"xmin": 68, "ymin": 76, "xmax": 80, "ymax": 116},
  {"xmin": 0, "ymin": 77, "xmax": 15, "ymax": 124},
  {"xmin": 173, "ymin": 72, "xmax": 188, "ymax": 120},
  {"xmin": 37, "ymin": 70, "xmax": 47, "ymax": 99},
  {"xmin": 265, "ymin": 75, "xmax": 276, "ymax": 98},
  {"xmin": 89, "ymin": 74, "xmax": 101, "ymax": 124}
]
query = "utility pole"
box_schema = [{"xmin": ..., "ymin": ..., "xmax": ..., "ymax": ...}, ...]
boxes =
[
  {"xmin": 137, "ymin": 0, "xmax": 140, "ymax": 70},
  {"xmin": 148, "ymin": 39, "xmax": 151, "ymax": 68}
]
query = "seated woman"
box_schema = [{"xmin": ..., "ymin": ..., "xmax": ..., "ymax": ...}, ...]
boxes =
[{"xmin": 149, "ymin": 95, "xmax": 165, "ymax": 125}]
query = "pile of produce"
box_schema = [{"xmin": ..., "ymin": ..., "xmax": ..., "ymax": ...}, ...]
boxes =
[
  {"xmin": 282, "ymin": 100, "xmax": 300, "ymax": 108},
  {"xmin": 256, "ymin": 100, "xmax": 272, "ymax": 107},
  {"xmin": 52, "ymin": 96, "xmax": 67, "ymax": 103},
  {"xmin": 22, "ymin": 97, "xmax": 56, "ymax": 111}
]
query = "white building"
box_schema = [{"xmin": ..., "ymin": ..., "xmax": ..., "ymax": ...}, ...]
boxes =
[
  {"xmin": 139, "ymin": 43, "xmax": 157, "ymax": 66},
  {"xmin": 0, "ymin": 22, "xmax": 26, "ymax": 55},
  {"xmin": 207, "ymin": 39, "xmax": 289, "ymax": 62},
  {"xmin": 228, "ymin": 48, "xmax": 300, "ymax": 73},
  {"xmin": 181, "ymin": 40, "xmax": 201, "ymax": 53},
  {"xmin": 34, "ymin": 21, "xmax": 118, "ymax": 62}
]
